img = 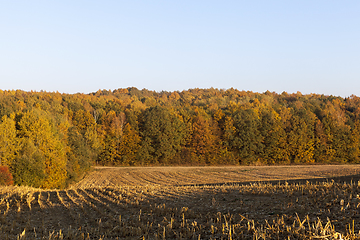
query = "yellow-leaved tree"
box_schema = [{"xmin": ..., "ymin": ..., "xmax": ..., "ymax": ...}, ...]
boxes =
[
  {"xmin": 117, "ymin": 123, "xmax": 141, "ymax": 165},
  {"xmin": 0, "ymin": 115, "xmax": 18, "ymax": 167},
  {"xmin": 17, "ymin": 110, "xmax": 68, "ymax": 188}
]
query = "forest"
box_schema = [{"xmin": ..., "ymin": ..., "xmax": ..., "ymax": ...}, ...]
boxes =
[{"xmin": 0, "ymin": 87, "xmax": 360, "ymax": 188}]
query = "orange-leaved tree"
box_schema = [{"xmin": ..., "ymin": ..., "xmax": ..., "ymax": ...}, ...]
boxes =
[{"xmin": 0, "ymin": 166, "xmax": 14, "ymax": 186}]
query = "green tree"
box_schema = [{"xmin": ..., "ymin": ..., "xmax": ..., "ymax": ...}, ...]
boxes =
[
  {"xmin": 66, "ymin": 127, "xmax": 92, "ymax": 183},
  {"xmin": 231, "ymin": 108, "xmax": 264, "ymax": 164},
  {"xmin": 138, "ymin": 106, "xmax": 186, "ymax": 164}
]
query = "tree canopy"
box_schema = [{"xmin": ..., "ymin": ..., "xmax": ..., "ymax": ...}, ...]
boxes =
[{"xmin": 0, "ymin": 88, "xmax": 360, "ymax": 187}]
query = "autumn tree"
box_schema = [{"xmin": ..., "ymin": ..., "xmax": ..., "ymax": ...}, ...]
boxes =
[
  {"xmin": 2, "ymin": 87, "xmax": 360, "ymax": 180},
  {"xmin": 259, "ymin": 107, "xmax": 289, "ymax": 164},
  {"xmin": 0, "ymin": 115, "xmax": 18, "ymax": 167},
  {"xmin": 12, "ymin": 138, "xmax": 46, "ymax": 187},
  {"xmin": 98, "ymin": 111, "xmax": 126, "ymax": 165},
  {"xmin": 16, "ymin": 109, "xmax": 68, "ymax": 188},
  {"xmin": 287, "ymin": 109, "xmax": 315, "ymax": 164},
  {"xmin": 188, "ymin": 108, "xmax": 217, "ymax": 164},
  {"xmin": 72, "ymin": 109, "xmax": 96, "ymax": 133},
  {"xmin": 0, "ymin": 166, "xmax": 13, "ymax": 186},
  {"xmin": 117, "ymin": 123, "xmax": 141, "ymax": 165}
]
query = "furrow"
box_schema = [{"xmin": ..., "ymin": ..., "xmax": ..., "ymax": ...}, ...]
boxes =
[
  {"xmin": 144, "ymin": 171, "xmax": 177, "ymax": 186},
  {"xmin": 156, "ymin": 171, "xmax": 187, "ymax": 185},
  {"xmin": 36, "ymin": 191, "xmax": 46, "ymax": 209},
  {"xmin": 91, "ymin": 188, "xmax": 127, "ymax": 209},
  {"xmin": 127, "ymin": 171, "xmax": 156, "ymax": 186},
  {"xmin": 66, "ymin": 189, "xmax": 101, "ymax": 227},
  {"xmin": 69, "ymin": 189, "xmax": 104, "ymax": 222},
  {"xmin": 116, "ymin": 172, "xmax": 143, "ymax": 186},
  {"xmin": 78, "ymin": 189, "xmax": 118, "ymax": 222},
  {"xmin": 168, "ymin": 171, "xmax": 198, "ymax": 185},
  {"xmin": 133, "ymin": 171, "xmax": 162, "ymax": 186}
]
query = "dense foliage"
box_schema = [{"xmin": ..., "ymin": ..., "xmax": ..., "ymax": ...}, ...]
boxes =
[
  {"xmin": 0, "ymin": 88, "xmax": 360, "ymax": 187},
  {"xmin": 0, "ymin": 166, "xmax": 13, "ymax": 186}
]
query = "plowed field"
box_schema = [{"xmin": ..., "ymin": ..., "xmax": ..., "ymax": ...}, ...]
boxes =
[{"xmin": 1, "ymin": 165, "xmax": 360, "ymax": 239}]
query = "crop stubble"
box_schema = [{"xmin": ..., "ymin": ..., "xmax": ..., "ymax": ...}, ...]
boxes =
[{"xmin": 1, "ymin": 165, "xmax": 360, "ymax": 239}]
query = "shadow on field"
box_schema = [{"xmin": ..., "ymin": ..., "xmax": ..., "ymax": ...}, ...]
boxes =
[{"xmin": 176, "ymin": 174, "xmax": 360, "ymax": 187}]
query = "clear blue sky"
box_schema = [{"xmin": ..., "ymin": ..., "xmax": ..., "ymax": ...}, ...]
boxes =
[{"xmin": 1, "ymin": 1, "xmax": 359, "ymax": 97}]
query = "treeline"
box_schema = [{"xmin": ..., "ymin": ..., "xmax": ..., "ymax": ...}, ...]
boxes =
[{"xmin": 1, "ymin": 88, "xmax": 360, "ymax": 187}]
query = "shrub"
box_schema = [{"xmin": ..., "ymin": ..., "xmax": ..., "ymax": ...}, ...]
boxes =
[{"xmin": 0, "ymin": 166, "xmax": 14, "ymax": 186}]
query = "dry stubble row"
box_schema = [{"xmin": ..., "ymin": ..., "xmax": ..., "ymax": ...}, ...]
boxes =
[{"xmin": 0, "ymin": 177, "xmax": 360, "ymax": 239}]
